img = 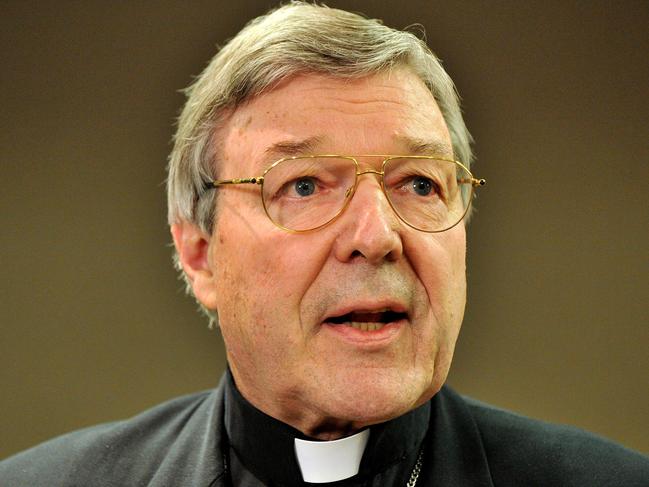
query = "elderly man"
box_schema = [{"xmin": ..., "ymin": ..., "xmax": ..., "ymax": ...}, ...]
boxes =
[{"xmin": 1, "ymin": 3, "xmax": 648, "ymax": 486}]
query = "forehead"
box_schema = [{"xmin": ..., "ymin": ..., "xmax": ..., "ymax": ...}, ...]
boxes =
[{"xmin": 218, "ymin": 69, "xmax": 452, "ymax": 172}]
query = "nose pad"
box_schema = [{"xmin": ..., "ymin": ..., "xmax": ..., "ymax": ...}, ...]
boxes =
[
  {"xmin": 334, "ymin": 176, "xmax": 403, "ymax": 263},
  {"xmin": 344, "ymin": 170, "xmax": 396, "ymax": 224}
]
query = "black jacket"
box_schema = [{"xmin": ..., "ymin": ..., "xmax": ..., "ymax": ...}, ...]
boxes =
[{"xmin": 1, "ymin": 377, "xmax": 648, "ymax": 486}]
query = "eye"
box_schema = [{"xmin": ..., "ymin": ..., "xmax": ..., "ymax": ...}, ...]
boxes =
[
  {"xmin": 411, "ymin": 176, "xmax": 436, "ymax": 196},
  {"xmin": 294, "ymin": 177, "xmax": 316, "ymax": 196}
]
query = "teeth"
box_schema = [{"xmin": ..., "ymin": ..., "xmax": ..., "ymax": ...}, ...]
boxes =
[{"xmin": 347, "ymin": 322, "xmax": 385, "ymax": 331}]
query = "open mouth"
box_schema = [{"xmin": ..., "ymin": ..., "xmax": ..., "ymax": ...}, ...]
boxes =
[{"xmin": 324, "ymin": 310, "xmax": 408, "ymax": 332}]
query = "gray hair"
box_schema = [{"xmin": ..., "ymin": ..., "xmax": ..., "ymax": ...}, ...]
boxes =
[{"xmin": 166, "ymin": 1, "xmax": 473, "ymax": 323}]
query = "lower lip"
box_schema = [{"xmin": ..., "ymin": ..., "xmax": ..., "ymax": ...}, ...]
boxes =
[{"xmin": 321, "ymin": 320, "xmax": 405, "ymax": 347}]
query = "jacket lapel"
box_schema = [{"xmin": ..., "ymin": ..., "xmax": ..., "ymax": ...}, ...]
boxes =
[{"xmin": 427, "ymin": 386, "xmax": 495, "ymax": 486}]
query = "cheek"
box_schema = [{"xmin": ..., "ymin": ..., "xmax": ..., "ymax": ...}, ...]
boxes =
[
  {"xmin": 412, "ymin": 229, "xmax": 466, "ymax": 306},
  {"xmin": 409, "ymin": 228, "xmax": 467, "ymax": 367},
  {"xmin": 211, "ymin": 216, "xmax": 331, "ymax": 335}
]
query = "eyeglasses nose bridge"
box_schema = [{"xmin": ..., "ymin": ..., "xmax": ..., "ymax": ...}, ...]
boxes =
[
  {"xmin": 355, "ymin": 167, "xmax": 385, "ymax": 190},
  {"xmin": 356, "ymin": 168, "xmax": 383, "ymax": 177},
  {"xmin": 346, "ymin": 167, "xmax": 389, "ymax": 202}
]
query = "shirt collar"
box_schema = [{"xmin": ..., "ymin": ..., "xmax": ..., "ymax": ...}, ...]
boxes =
[{"xmin": 295, "ymin": 429, "xmax": 370, "ymax": 482}]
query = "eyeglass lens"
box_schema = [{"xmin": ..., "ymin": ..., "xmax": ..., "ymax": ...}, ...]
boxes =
[{"xmin": 261, "ymin": 157, "xmax": 472, "ymax": 232}]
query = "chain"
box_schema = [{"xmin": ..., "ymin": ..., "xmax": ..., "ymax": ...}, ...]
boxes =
[{"xmin": 406, "ymin": 445, "xmax": 424, "ymax": 487}]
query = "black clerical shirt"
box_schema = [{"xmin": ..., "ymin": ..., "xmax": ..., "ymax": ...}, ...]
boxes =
[{"xmin": 223, "ymin": 369, "xmax": 429, "ymax": 486}]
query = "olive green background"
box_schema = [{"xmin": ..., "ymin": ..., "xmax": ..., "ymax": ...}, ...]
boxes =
[{"xmin": 2, "ymin": 1, "xmax": 648, "ymax": 459}]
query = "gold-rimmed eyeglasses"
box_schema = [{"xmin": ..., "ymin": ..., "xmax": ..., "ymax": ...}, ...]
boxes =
[{"xmin": 204, "ymin": 155, "xmax": 486, "ymax": 233}]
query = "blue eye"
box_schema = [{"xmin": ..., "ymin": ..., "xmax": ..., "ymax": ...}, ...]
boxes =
[
  {"xmin": 412, "ymin": 176, "xmax": 434, "ymax": 196},
  {"xmin": 295, "ymin": 178, "xmax": 316, "ymax": 196}
]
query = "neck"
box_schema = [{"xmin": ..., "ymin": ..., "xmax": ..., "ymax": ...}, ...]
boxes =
[
  {"xmin": 229, "ymin": 365, "xmax": 410, "ymax": 440},
  {"xmin": 223, "ymin": 368, "xmax": 431, "ymax": 485}
]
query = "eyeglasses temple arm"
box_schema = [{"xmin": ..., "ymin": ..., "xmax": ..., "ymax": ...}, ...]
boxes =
[
  {"xmin": 204, "ymin": 177, "xmax": 264, "ymax": 189},
  {"xmin": 457, "ymin": 177, "xmax": 486, "ymax": 187}
]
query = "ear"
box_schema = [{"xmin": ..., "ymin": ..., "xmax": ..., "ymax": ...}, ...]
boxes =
[{"xmin": 171, "ymin": 222, "xmax": 219, "ymax": 311}]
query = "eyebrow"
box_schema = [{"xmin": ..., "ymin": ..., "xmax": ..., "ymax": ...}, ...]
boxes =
[
  {"xmin": 261, "ymin": 134, "xmax": 453, "ymax": 160},
  {"xmin": 396, "ymin": 136, "xmax": 454, "ymax": 158},
  {"xmin": 264, "ymin": 136, "xmax": 326, "ymax": 159}
]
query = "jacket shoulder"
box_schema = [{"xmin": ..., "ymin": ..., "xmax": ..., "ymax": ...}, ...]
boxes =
[
  {"xmin": 461, "ymin": 394, "xmax": 649, "ymax": 486},
  {"xmin": 0, "ymin": 389, "xmax": 222, "ymax": 487}
]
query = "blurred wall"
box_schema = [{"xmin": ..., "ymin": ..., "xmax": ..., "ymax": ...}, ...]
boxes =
[{"xmin": 1, "ymin": 1, "xmax": 647, "ymax": 459}]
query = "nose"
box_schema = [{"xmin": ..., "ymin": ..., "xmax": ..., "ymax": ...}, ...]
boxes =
[{"xmin": 333, "ymin": 175, "xmax": 404, "ymax": 264}]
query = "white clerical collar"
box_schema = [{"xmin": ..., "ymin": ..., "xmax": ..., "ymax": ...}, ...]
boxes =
[{"xmin": 294, "ymin": 429, "xmax": 370, "ymax": 483}]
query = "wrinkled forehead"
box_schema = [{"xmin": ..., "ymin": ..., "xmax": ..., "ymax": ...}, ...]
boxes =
[{"xmin": 216, "ymin": 70, "xmax": 453, "ymax": 174}]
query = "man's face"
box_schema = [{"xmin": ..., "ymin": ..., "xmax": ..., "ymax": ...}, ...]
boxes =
[{"xmin": 189, "ymin": 69, "xmax": 466, "ymax": 437}]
